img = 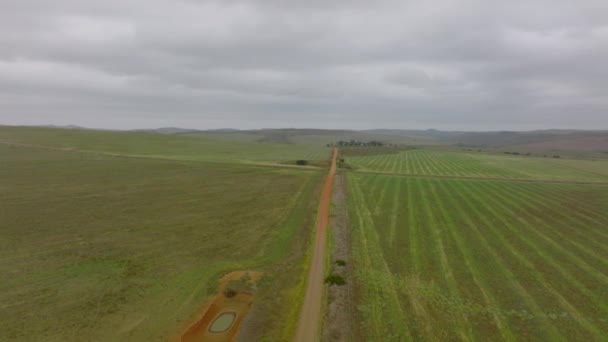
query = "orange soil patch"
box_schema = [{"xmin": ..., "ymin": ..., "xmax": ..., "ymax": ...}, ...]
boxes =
[
  {"xmin": 294, "ymin": 148, "xmax": 338, "ymax": 342},
  {"xmin": 179, "ymin": 271, "xmax": 262, "ymax": 342}
]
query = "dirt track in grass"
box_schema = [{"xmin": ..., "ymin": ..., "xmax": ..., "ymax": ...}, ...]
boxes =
[{"xmin": 294, "ymin": 148, "xmax": 338, "ymax": 342}]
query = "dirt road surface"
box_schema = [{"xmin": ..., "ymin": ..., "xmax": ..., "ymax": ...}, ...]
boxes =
[{"xmin": 294, "ymin": 148, "xmax": 338, "ymax": 342}]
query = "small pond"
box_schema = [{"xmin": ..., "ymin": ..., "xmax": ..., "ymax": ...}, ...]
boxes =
[{"xmin": 209, "ymin": 312, "xmax": 236, "ymax": 333}]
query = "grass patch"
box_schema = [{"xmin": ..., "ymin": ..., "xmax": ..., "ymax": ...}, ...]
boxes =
[
  {"xmin": 0, "ymin": 125, "xmax": 329, "ymax": 164},
  {"xmin": 0, "ymin": 143, "xmax": 321, "ymax": 341}
]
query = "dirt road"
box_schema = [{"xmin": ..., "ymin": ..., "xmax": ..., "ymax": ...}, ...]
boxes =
[{"xmin": 294, "ymin": 148, "xmax": 338, "ymax": 342}]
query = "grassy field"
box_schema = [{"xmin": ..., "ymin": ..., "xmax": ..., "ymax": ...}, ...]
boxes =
[
  {"xmin": 4, "ymin": 125, "xmax": 608, "ymax": 341},
  {"xmin": 0, "ymin": 126, "xmax": 328, "ymax": 164},
  {"xmin": 345, "ymin": 149, "xmax": 608, "ymax": 182},
  {"xmin": 0, "ymin": 143, "xmax": 323, "ymax": 341},
  {"xmin": 347, "ymin": 166, "xmax": 608, "ymax": 340}
]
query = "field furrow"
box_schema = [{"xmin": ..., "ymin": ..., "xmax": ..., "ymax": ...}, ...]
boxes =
[
  {"xmin": 346, "ymin": 149, "xmax": 608, "ymax": 182},
  {"xmin": 347, "ymin": 165, "xmax": 608, "ymax": 341}
]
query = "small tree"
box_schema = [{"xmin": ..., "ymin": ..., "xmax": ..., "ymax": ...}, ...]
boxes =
[{"xmin": 296, "ymin": 160, "xmax": 308, "ymax": 165}]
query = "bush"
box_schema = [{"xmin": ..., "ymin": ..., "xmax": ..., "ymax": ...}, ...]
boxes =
[
  {"xmin": 335, "ymin": 259, "xmax": 346, "ymax": 266},
  {"xmin": 223, "ymin": 288, "xmax": 237, "ymax": 297},
  {"xmin": 223, "ymin": 272, "xmax": 255, "ymax": 297},
  {"xmin": 325, "ymin": 274, "xmax": 346, "ymax": 286},
  {"xmin": 296, "ymin": 160, "xmax": 308, "ymax": 165}
]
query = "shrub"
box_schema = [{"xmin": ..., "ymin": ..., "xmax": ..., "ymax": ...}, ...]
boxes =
[
  {"xmin": 296, "ymin": 160, "xmax": 308, "ymax": 165},
  {"xmin": 325, "ymin": 274, "xmax": 346, "ymax": 286},
  {"xmin": 335, "ymin": 259, "xmax": 346, "ymax": 266},
  {"xmin": 223, "ymin": 272, "xmax": 255, "ymax": 297},
  {"xmin": 223, "ymin": 288, "xmax": 237, "ymax": 297}
]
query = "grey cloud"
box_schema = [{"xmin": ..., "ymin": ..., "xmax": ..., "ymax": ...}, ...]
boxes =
[{"xmin": 0, "ymin": 0, "xmax": 607, "ymax": 130}]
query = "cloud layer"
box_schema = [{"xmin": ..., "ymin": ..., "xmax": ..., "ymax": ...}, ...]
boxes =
[{"xmin": 1, "ymin": 0, "xmax": 607, "ymax": 130}]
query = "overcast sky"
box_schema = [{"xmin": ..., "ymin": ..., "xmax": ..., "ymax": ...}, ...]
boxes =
[{"xmin": 0, "ymin": 0, "xmax": 607, "ymax": 130}]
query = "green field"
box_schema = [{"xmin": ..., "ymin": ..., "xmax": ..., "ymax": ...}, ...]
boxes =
[
  {"xmin": 346, "ymin": 149, "xmax": 608, "ymax": 182},
  {"xmin": 0, "ymin": 126, "xmax": 328, "ymax": 164},
  {"xmin": 0, "ymin": 142, "xmax": 322, "ymax": 341},
  {"xmin": 4, "ymin": 126, "xmax": 608, "ymax": 341},
  {"xmin": 347, "ymin": 155, "xmax": 608, "ymax": 340}
]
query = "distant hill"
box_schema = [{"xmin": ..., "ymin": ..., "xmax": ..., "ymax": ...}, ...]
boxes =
[
  {"xmin": 134, "ymin": 127, "xmax": 203, "ymax": 134},
  {"xmin": 440, "ymin": 130, "xmax": 608, "ymax": 150},
  {"xmin": 513, "ymin": 135, "xmax": 608, "ymax": 151},
  {"xmin": 206, "ymin": 128, "xmax": 241, "ymax": 133},
  {"xmin": 184, "ymin": 128, "xmax": 367, "ymax": 145},
  {"xmin": 37, "ymin": 124, "xmax": 89, "ymax": 130},
  {"xmin": 6, "ymin": 125, "xmax": 608, "ymax": 155}
]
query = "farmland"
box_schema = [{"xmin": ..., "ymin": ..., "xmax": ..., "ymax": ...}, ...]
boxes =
[
  {"xmin": 3, "ymin": 125, "xmax": 608, "ymax": 342},
  {"xmin": 0, "ymin": 126, "xmax": 328, "ymax": 164},
  {"xmin": 347, "ymin": 156, "xmax": 608, "ymax": 340},
  {"xmin": 0, "ymin": 142, "xmax": 322, "ymax": 341},
  {"xmin": 346, "ymin": 148, "xmax": 608, "ymax": 182}
]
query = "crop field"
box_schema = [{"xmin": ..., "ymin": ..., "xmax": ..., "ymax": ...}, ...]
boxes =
[
  {"xmin": 0, "ymin": 126, "xmax": 328, "ymax": 164},
  {"xmin": 4, "ymin": 126, "xmax": 607, "ymax": 342},
  {"xmin": 346, "ymin": 149, "xmax": 608, "ymax": 182},
  {"xmin": 0, "ymin": 144, "xmax": 322, "ymax": 341},
  {"xmin": 347, "ymin": 170, "xmax": 608, "ymax": 341}
]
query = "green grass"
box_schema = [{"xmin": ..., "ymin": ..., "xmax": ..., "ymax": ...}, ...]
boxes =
[
  {"xmin": 0, "ymin": 126, "xmax": 329, "ymax": 164},
  {"xmin": 5, "ymin": 126, "xmax": 608, "ymax": 341},
  {"xmin": 347, "ymin": 172, "xmax": 608, "ymax": 341},
  {"xmin": 345, "ymin": 149, "xmax": 608, "ymax": 182},
  {"xmin": 0, "ymin": 144, "xmax": 322, "ymax": 341}
]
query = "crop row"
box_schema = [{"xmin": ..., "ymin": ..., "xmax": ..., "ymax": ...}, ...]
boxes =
[
  {"xmin": 346, "ymin": 149, "xmax": 608, "ymax": 182},
  {"xmin": 347, "ymin": 173, "xmax": 608, "ymax": 341},
  {"xmin": 347, "ymin": 149, "xmax": 521, "ymax": 177}
]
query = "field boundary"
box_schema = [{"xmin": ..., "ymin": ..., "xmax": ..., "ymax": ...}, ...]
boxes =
[{"xmin": 294, "ymin": 148, "xmax": 338, "ymax": 342}]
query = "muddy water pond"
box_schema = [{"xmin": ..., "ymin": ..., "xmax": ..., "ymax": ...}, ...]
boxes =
[{"xmin": 209, "ymin": 312, "xmax": 236, "ymax": 333}]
